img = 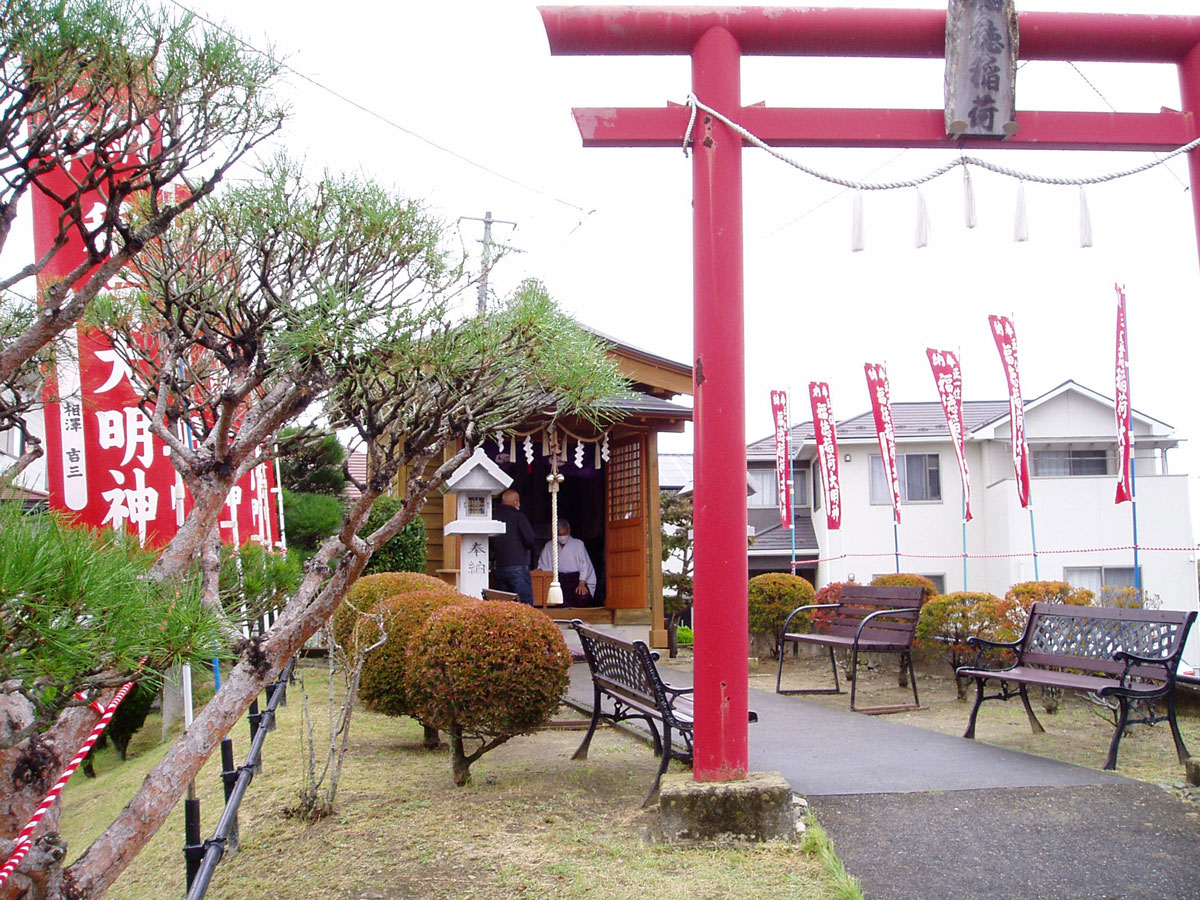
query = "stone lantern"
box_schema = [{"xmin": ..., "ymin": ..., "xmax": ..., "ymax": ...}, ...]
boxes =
[{"xmin": 442, "ymin": 447, "xmax": 512, "ymax": 599}]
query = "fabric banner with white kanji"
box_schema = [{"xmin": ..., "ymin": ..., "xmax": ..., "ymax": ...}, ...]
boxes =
[
  {"xmin": 988, "ymin": 315, "xmax": 1032, "ymax": 508},
  {"xmin": 926, "ymin": 349, "xmax": 973, "ymax": 522},
  {"xmin": 769, "ymin": 390, "xmax": 793, "ymax": 529},
  {"xmin": 1114, "ymin": 285, "xmax": 1133, "ymax": 504},
  {"xmin": 33, "ymin": 127, "xmax": 279, "ymax": 549},
  {"xmin": 808, "ymin": 382, "xmax": 842, "ymax": 531},
  {"xmin": 864, "ymin": 363, "xmax": 902, "ymax": 525}
]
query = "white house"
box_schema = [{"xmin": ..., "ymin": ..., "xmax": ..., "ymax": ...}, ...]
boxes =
[{"xmin": 746, "ymin": 381, "xmax": 1198, "ymax": 664}]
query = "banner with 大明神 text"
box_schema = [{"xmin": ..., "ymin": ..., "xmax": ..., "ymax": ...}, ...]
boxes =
[
  {"xmin": 769, "ymin": 390, "xmax": 793, "ymax": 529},
  {"xmin": 926, "ymin": 349, "xmax": 973, "ymax": 522},
  {"xmin": 1114, "ymin": 285, "xmax": 1133, "ymax": 504},
  {"xmin": 863, "ymin": 363, "xmax": 902, "ymax": 525},
  {"xmin": 808, "ymin": 382, "xmax": 841, "ymax": 531},
  {"xmin": 988, "ymin": 315, "xmax": 1031, "ymax": 508}
]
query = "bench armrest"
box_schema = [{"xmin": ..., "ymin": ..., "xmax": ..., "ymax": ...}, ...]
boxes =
[
  {"xmin": 1112, "ymin": 649, "xmax": 1171, "ymax": 668},
  {"xmin": 961, "ymin": 635, "xmax": 1022, "ymax": 671},
  {"xmin": 852, "ymin": 606, "xmax": 919, "ymax": 647},
  {"xmin": 781, "ymin": 603, "xmax": 840, "ymax": 635}
]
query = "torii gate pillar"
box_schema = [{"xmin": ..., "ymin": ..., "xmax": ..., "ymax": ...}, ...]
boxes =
[{"xmin": 542, "ymin": 5, "xmax": 1200, "ymax": 786}]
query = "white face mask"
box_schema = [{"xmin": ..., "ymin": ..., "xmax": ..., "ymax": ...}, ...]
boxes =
[{"xmin": 557, "ymin": 536, "xmax": 568, "ymax": 546}]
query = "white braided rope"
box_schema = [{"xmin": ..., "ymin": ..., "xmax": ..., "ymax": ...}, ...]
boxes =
[{"xmin": 683, "ymin": 94, "xmax": 1200, "ymax": 190}]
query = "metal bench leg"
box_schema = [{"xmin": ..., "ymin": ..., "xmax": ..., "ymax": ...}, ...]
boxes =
[
  {"xmin": 829, "ymin": 646, "xmax": 841, "ymax": 693},
  {"xmin": 1018, "ymin": 684, "xmax": 1046, "ymax": 734},
  {"xmin": 964, "ymin": 677, "xmax": 986, "ymax": 739},
  {"xmin": 644, "ymin": 723, "xmax": 673, "ymax": 808},
  {"xmin": 905, "ymin": 652, "xmax": 920, "ymax": 708},
  {"xmin": 1167, "ymin": 690, "xmax": 1190, "ymax": 764},
  {"xmin": 849, "ymin": 645, "xmax": 861, "ymax": 711},
  {"xmin": 775, "ymin": 640, "xmax": 787, "ymax": 694},
  {"xmin": 1105, "ymin": 696, "xmax": 1131, "ymax": 770},
  {"xmin": 571, "ymin": 686, "xmax": 604, "ymax": 760}
]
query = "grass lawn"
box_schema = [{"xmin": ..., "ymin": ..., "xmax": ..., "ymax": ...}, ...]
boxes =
[{"xmin": 60, "ymin": 660, "xmax": 858, "ymax": 900}]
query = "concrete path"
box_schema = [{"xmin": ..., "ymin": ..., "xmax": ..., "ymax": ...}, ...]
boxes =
[{"xmin": 565, "ymin": 661, "xmax": 1200, "ymax": 900}]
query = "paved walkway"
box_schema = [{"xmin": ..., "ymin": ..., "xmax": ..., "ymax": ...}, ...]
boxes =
[{"xmin": 566, "ymin": 662, "xmax": 1200, "ymax": 900}]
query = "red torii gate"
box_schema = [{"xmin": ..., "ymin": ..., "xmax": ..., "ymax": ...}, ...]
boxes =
[{"xmin": 540, "ymin": 5, "xmax": 1200, "ymax": 783}]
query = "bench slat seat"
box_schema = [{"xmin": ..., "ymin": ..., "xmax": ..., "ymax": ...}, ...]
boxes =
[
  {"xmin": 776, "ymin": 584, "xmax": 927, "ymax": 714},
  {"xmin": 570, "ymin": 621, "xmax": 748, "ymax": 807},
  {"xmin": 956, "ymin": 602, "xmax": 1196, "ymax": 770}
]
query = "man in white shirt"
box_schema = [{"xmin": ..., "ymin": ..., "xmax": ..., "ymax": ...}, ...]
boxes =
[{"xmin": 537, "ymin": 517, "xmax": 597, "ymax": 606}]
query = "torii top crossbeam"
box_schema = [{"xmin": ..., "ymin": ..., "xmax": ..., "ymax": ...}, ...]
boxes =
[{"xmin": 540, "ymin": 5, "xmax": 1200, "ymax": 784}]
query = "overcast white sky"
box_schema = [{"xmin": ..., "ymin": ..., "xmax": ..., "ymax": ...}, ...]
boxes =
[{"xmin": 162, "ymin": 1, "xmax": 1200, "ymax": 512}]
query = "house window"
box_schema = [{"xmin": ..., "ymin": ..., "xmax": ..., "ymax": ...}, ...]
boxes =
[
  {"xmin": 869, "ymin": 453, "xmax": 941, "ymax": 504},
  {"xmin": 747, "ymin": 468, "xmax": 778, "ymax": 508},
  {"xmin": 812, "ymin": 467, "xmax": 821, "ymax": 512},
  {"xmin": 1062, "ymin": 566, "xmax": 1141, "ymax": 597},
  {"xmin": 1031, "ymin": 449, "xmax": 1109, "ymax": 477}
]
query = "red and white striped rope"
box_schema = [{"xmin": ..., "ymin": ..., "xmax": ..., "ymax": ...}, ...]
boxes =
[
  {"xmin": 0, "ymin": 677, "xmax": 138, "ymax": 888},
  {"xmin": 813, "ymin": 544, "xmax": 1198, "ymax": 565}
]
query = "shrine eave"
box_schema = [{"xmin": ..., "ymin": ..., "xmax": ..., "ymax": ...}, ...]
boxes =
[
  {"xmin": 541, "ymin": 7, "xmax": 1200, "ymax": 64},
  {"xmin": 571, "ymin": 106, "xmax": 1196, "ymax": 153}
]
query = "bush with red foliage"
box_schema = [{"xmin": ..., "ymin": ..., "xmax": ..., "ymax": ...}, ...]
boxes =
[{"xmin": 406, "ymin": 600, "xmax": 571, "ymax": 785}]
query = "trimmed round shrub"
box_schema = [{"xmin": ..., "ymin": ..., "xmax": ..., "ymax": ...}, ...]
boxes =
[
  {"xmin": 406, "ymin": 600, "xmax": 571, "ymax": 785},
  {"xmin": 1001, "ymin": 580, "xmax": 1093, "ymax": 634},
  {"xmin": 915, "ymin": 591, "xmax": 1005, "ymax": 699},
  {"xmin": 748, "ymin": 573, "xmax": 815, "ymax": 657},
  {"xmin": 332, "ymin": 571, "xmax": 456, "ymax": 649},
  {"xmin": 810, "ymin": 581, "xmax": 851, "ymax": 633},
  {"xmin": 356, "ymin": 588, "xmax": 473, "ymax": 718},
  {"xmin": 869, "ymin": 573, "xmax": 939, "ymax": 601}
]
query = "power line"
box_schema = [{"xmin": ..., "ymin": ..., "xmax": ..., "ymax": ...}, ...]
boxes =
[{"xmin": 166, "ymin": 0, "xmax": 595, "ymax": 215}]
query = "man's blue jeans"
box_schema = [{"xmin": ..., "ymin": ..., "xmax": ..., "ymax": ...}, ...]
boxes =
[{"xmin": 494, "ymin": 565, "xmax": 533, "ymax": 605}]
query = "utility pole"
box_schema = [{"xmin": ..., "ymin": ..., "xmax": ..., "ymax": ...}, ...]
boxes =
[{"xmin": 460, "ymin": 211, "xmax": 516, "ymax": 314}]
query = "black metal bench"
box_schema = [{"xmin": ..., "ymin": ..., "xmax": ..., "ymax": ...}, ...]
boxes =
[
  {"xmin": 957, "ymin": 602, "xmax": 1197, "ymax": 770},
  {"xmin": 775, "ymin": 584, "xmax": 926, "ymax": 714},
  {"xmin": 570, "ymin": 620, "xmax": 756, "ymax": 807}
]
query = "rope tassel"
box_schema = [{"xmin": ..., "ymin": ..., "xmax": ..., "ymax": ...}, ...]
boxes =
[
  {"xmin": 914, "ymin": 188, "xmax": 930, "ymax": 249},
  {"xmin": 962, "ymin": 165, "xmax": 977, "ymax": 229},
  {"xmin": 1079, "ymin": 186, "xmax": 1093, "ymax": 248},
  {"xmin": 851, "ymin": 189, "xmax": 865, "ymax": 252},
  {"xmin": 1014, "ymin": 180, "xmax": 1029, "ymax": 243}
]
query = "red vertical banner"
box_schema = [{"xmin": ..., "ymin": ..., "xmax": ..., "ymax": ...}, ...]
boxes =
[
  {"xmin": 926, "ymin": 349, "xmax": 973, "ymax": 522},
  {"xmin": 864, "ymin": 363, "xmax": 902, "ymax": 525},
  {"xmin": 769, "ymin": 390, "xmax": 793, "ymax": 529},
  {"xmin": 1114, "ymin": 285, "xmax": 1133, "ymax": 504},
  {"xmin": 988, "ymin": 315, "xmax": 1031, "ymax": 508},
  {"xmin": 808, "ymin": 382, "xmax": 842, "ymax": 530},
  {"xmin": 33, "ymin": 125, "xmax": 279, "ymax": 549}
]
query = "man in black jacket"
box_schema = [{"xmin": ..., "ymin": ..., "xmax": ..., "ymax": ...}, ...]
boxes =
[{"xmin": 491, "ymin": 488, "xmax": 535, "ymax": 604}]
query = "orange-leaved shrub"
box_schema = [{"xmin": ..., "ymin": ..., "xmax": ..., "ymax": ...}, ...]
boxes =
[
  {"xmin": 810, "ymin": 581, "xmax": 852, "ymax": 633},
  {"xmin": 1000, "ymin": 580, "xmax": 1093, "ymax": 635},
  {"xmin": 748, "ymin": 573, "xmax": 815, "ymax": 658},
  {"xmin": 332, "ymin": 571, "xmax": 456, "ymax": 648},
  {"xmin": 914, "ymin": 591, "xmax": 1006, "ymax": 699},
  {"xmin": 357, "ymin": 589, "xmax": 472, "ymax": 720},
  {"xmin": 406, "ymin": 600, "xmax": 571, "ymax": 785},
  {"xmin": 869, "ymin": 573, "xmax": 939, "ymax": 601}
]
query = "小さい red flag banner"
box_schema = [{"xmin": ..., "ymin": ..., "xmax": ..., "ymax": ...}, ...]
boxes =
[
  {"xmin": 1114, "ymin": 285, "xmax": 1133, "ymax": 504},
  {"xmin": 988, "ymin": 315, "xmax": 1031, "ymax": 508},
  {"xmin": 863, "ymin": 364, "xmax": 902, "ymax": 525},
  {"xmin": 769, "ymin": 391, "xmax": 793, "ymax": 529},
  {"xmin": 926, "ymin": 349, "xmax": 973, "ymax": 522},
  {"xmin": 808, "ymin": 382, "xmax": 842, "ymax": 530}
]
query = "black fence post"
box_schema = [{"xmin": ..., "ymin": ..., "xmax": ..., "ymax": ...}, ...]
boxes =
[
  {"xmin": 247, "ymin": 700, "xmax": 262, "ymax": 774},
  {"xmin": 219, "ymin": 739, "xmax": 240, "ymax": 855},
  {"xmin": 183, "ymin": 798, "xmax": 203, "ymax": 891}
]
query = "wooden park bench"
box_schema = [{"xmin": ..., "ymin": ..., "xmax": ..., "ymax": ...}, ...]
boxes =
[
  {"xmin": 570, "ymin": 620, "xmax": 757, "ymax": 807},
  {"xmin": 957, "ymin": 602, "xmax": 1197, "ymax": 770},
  {"xmin": 775, "ymin": 584, "xmax": 926, "ymax": 714}
]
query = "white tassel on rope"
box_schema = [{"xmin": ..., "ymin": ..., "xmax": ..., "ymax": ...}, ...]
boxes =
[
  {"xmin": 1013, "ymin": 180, "xmax": 1029, "ymax": 243},
  {"xmin": 851, "ymin": 189, "xmax": 865, "ymax": 252},
  {"xmin": 914, "ymin": 188, "xmax": 930, "ymax": 249},
  {"xmin": 962, "ymin": 165, "xmax": 977, "ymax": 229},
  {"xmin": 1078, "ymin": 186, "xmax": 1093, "ymax": 248}
]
